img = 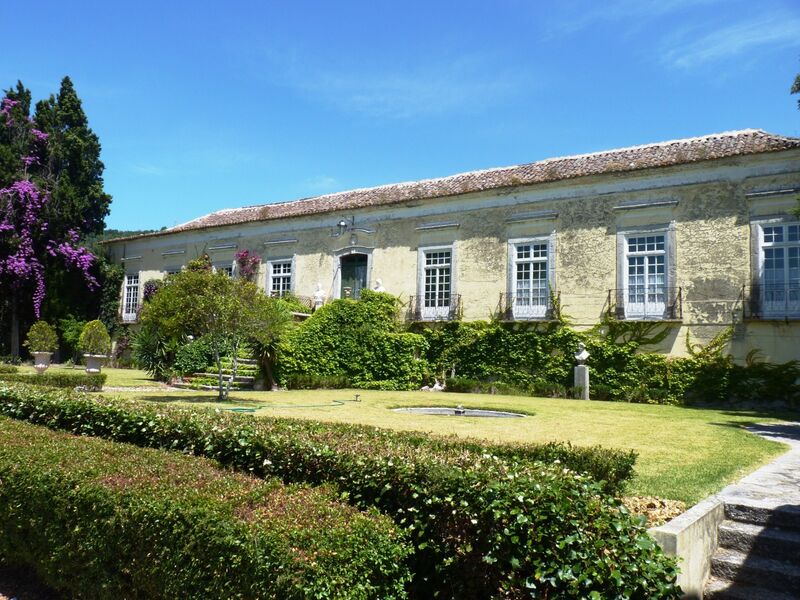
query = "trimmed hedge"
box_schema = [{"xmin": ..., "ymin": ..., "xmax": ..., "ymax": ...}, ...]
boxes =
[
  {"xmin": 0, "ymin": 364, "xmax": 18, "ymax": 374},
  {"xmin": 0, "ymin": 416, "xmax": 410, "ymax": 599},
  {"xmin": 0, "ymin": 383, "xmax": 676, "ymax": 599},
  {"xmin": 0, "ymin": 370, "xmax": 106, "ymax": 390}
]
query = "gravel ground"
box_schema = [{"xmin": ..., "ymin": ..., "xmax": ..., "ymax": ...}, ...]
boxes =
[{"xmin": 0, "ymin": 566, "xmax": 60, "ymax": 600}]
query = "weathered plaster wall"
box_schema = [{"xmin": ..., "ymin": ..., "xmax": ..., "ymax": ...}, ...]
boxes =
[{"xmin": 107, "ymin": 150, "xmax": 800, "ymax": 362}]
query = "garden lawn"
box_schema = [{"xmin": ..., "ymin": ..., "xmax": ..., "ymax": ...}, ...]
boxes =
[
  {"xmin": 108, "ymin": 388, "xmax": 794, "ymax": 506},
  {"xmin": 18, "ymin": 365, "xmax": 158, "ymax": 387}
]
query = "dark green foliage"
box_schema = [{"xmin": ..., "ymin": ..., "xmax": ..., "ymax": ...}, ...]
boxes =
[
  {"xmin": 278, "ymin": 293, "xmax": 313, "ymax": 314},
  {"xmin": 0, "ymin": 364, "xmax": 18, "ymax": 373},
  {"xmin": 285, "ymin": 373, "xmax": 350, "ymax": 389},
  {"xmin": 0, "ymin": 417, "xmax": 411, "ymax": 599},
  {"xmin": 0, "ymin": 371, "xmax": 105, "ymax": 390},
  {"xmin": 132, "ymin": 323, "xmax": 177, "ymax": 380},
  {"xmin": 419, "ymin": 321, "xmax": 800, "ymax": 406},
  {"xmin": 58, "ymin": 314, "xmax": 86, "ymax": 362},
  {"xmin": 0, "ymin": 384, "xmax": 677, "ymax": 599},
  {"xmin": 173, "ymin": 336, "xmax": 214, "ymax": 376},
  {"xmin": 278, "ymin": 291, "xmax": 428, "ymax": 390}
]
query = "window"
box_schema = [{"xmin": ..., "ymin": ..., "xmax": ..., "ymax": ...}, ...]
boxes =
[
  {"xmin": 511, "ymin": 240, "xmax": 550, "ymax": 319},
  {"xmin": 419, "ymin": 247, "xmax": 453, "ymax": 320},
  {"xmin": 214, "ymin": 262, "xmax": 234, "ymax": 277},
  {"xmin": 268, "ymin": 259, "xmax": 292, "ymax": 297},
  {"xmin": 122, "ymin": 273, "xmax": 139, "ymax": 322},
  {"xmin": 759, "ymin": 223, "xmax": 800, "ymax": 317},
  {"xmin": 624, "ymin": 233, "xmax": 668, "ymax": 319}
]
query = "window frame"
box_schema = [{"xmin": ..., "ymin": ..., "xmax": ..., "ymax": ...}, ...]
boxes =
[
  {"xmin": 753, "ymin": 219, "xmax": 800, "ymax": 319},
  {"xmin": 122, "ymin": 272, "xmax": 140, "ymax": 323},
  {"xmin": 616, "ymin": 223, "xmax": 677, "ymax": 321},
  {"xmin": 417, "ymin": 244, "xmax": 455, "ymax": 321},
  {"xmin": 507, "ymin": 234, "xmax": 556, "ymax": 320},
  {"xmin": 267, "ymin": 256, "xmax": 295, "ymax": 298}
]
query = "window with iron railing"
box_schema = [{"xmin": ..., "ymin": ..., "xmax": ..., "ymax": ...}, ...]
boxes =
[
  {"xmin": 624, "ymin": 233, "xmax": 668, "ymax": 319},
  {"xmin": 420, "ymin": 248, "xmax": 453, "ymax": 320},
  {"xmin": 758, "ymin": 223, "xmax": 800, "ymax": 318}
]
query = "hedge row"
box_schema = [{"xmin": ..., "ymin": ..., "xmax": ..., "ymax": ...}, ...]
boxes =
[
  {"xmin": 0, "ymin": 364, "xmax": 18, "ymax": 373},
  {"xmin": 0, "ymin": 416, "xmax": 410, "ymax": 599},
  {"xmin": 0, "ymin": 383, "xmax": 677, "ymax": 599},
  {"xmin": 0, "ymin": 370, "xmax": 106, "ymax": 390}
]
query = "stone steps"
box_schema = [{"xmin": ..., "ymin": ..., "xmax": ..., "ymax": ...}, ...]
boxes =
[
  {"xmin": 717, "ymin": 519, "xmax": 800, "ymax": 557},
  {"xmin": 193, "ymin": 372, "xmax": 256, "ymax": 383},
  {"xmin": 705, "ymin": 502, "xmax": 800, "ymax": 598},
  {"xmin": 704, "ymin": 575, "xmax": 798, "ymax": 600},
  {"xmin": 710, "ymin": 547, "xmax": 800, "ymax": 595}
]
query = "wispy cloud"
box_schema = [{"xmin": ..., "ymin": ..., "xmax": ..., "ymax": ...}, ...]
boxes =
[
  {"xmin": 304, "ymin": 175, "xmax": 339, "ymax": 193},
  {"xmin": 261, "ymin": 50, "xmax": 534, "ymax": 120},
  {"xmin": 130, "ymin": 162, "xmax": 167, "ymax": 176},
  {"xmin": 546, "ymin": 0, "xmax": 725, "ymax": 36},
  {"xmin": 663, "ymin": 14, "xmax": 800, "ymax": 69}
]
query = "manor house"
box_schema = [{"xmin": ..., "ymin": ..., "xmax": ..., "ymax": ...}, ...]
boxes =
[{"xmin": 106, "ymin": 129, "xmax": 800, "ymax": 362}]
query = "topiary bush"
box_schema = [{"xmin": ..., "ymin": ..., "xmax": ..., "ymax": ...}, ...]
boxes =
[
  {"xmin": 0, "ymin": 416, "xmax": 411, "ymax": 599},
  {"xmin": 78, "ymin": 319, "xmax": 111, "ymax": 356},
  {"xmin": 24, "ymin": 321, "xmax": 59, "ymax": 353},
  {"xmin": 0, "ymin": 383, "xmax": 676, "ymax": 599}
]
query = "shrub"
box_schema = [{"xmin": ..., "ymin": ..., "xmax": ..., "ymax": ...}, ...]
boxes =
[
  {"xmin": 173, "ymin": 336, "xmax": 214, "ymax": 376},
  {"xmin": 23, "ymin": 321, "xmax": 59, "ymax": 353},
  {"xmin": 278, "ymin": 292, "xmax": 428, "ymax": 389},
  {"xmin": 0, "ymin": 364, "xmax": 18, "ymax": 374},
  {"xmin": 78, "ymin": 319, "xmax": 111, "ymax": 356},
  {"xmin": 0, "ymin": 416, "xmax": 411, "ymax": 599},
  {"xmin": 59, "ymin": 315, "xmax": 86, "ymax": 362},
  {"xmin": 0, "ymin": 383, "xmax": 675, "ymax": 599},
  {"xmin": 132, "ymin": 323, "xmax": 177, "ymax": 381},
  {"xmin": 285, "ymin": 373, "xmax": 350, "ymax": 389},
  {"xmin": 278, "ymin": 293, "xmax": 313, "ymax": 314},
  {"xmin": 0, "ymin": 371, "xmax": 106, "ymax": 391}
]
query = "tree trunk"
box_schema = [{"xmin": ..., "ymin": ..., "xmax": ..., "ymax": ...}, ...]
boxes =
[
  {"xmin": 10, "ymin": 292, "xmax": 19, "ymax": 358},
  {"xmin": 214, "ymin": 346, "xmax": 225, "ymax": 401}
]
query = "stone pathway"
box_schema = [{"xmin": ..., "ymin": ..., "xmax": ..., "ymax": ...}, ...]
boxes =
[
  {"xmin": 718, "ymin": 423, "xmax": 800, "ymax": 509},
  {"xmin": 705, "ymin": 422, "xmax": 800, "ymax": 599}
]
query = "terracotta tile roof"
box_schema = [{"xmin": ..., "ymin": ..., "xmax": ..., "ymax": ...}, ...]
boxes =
[{"xmin": 111, "ymin": 129, "xmax": 800, "ymax": 243}]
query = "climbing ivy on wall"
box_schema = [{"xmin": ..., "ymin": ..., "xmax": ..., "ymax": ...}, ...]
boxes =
[{"xmin": 277, "ymin": 290, "xmax": 428, "ymax": 390}]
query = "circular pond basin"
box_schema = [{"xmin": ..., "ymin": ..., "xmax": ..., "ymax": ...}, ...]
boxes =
[{"xmin": 393, "ymin": 407, "xmax": 526, "ymax": 418}]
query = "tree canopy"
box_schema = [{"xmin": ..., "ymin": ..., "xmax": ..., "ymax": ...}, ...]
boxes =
[
  {"xmin": 139, "ymin": 267, "xmax": 291, "ymax": 399},
  {"xmin": 0, "ymin": 77, "xmax": 111, "ymax": 356}
]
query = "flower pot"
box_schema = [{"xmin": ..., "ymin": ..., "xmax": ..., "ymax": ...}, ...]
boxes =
[
  {"xmin": 32, "ymin": 351, "xmax": 53, "ymax": 375},
  {"xmin": 83, "ymin": 354, "xmax": 107, "ymax": 374}
]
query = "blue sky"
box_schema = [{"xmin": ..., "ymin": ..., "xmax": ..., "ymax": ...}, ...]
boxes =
[{"xmin": 2, "ymin": 0, "xmax": 799, "ymax": 231}]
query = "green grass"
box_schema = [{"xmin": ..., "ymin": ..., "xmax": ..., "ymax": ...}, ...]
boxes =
[
  {"xmin": 18, "ymin": 364, "xmax": 157, "ymax": 387},
  {"xmin": 106, "ymin": 387, "xmax": 795, "ymax": 505}
]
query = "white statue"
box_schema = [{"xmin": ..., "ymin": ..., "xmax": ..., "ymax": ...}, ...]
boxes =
[
  {"xmin": 575, "ymin": 342, "xmax": 590, "ymax": 365},
  {"xmin": 313, "ymin": 282, "xmax": 326, "ymax": 311},
  {"xmin": 373, "ymin": 278, "xmax": 386, "ymax": 292}
]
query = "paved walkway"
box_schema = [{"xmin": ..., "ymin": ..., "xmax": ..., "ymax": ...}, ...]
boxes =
[{"xmin": 717, "ymin": 423, "xmax": 800, "ymax": 509}]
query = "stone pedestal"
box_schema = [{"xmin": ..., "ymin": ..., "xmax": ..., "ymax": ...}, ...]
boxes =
[{"xmin": 574, "ymin": 364, "xmax": 589, "ymax": 400}]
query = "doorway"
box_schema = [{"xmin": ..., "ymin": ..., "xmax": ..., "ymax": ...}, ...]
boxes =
[{"xmin": 340, "ymin": 253, "xmax": 368, "ymax": 299}]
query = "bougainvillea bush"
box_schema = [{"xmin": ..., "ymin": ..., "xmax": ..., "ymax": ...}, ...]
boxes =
[{"xmin": 0, "ymin": 90, "xmax": 99, "ymax": 331}]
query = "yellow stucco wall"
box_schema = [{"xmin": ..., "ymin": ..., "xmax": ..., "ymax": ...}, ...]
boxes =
[{"xmin": 108, "ymin": 152, "xmax": 800, "ymax": 363}]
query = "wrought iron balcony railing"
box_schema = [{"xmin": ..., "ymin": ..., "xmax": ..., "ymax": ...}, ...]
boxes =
[
  {"xmin": 496, "ymin": 291, "xmax": 561, "ymax": 321},
  {"xmin": 407, "ymin": 294, "xmax": 462, "ymax": 322},
  {"xmin": 741, "ymin": 284, "xmax": 800, "ymax": 320},
  {"xmin": 606, "ymin": 287, "xmax": 683, "ymax": 321}
]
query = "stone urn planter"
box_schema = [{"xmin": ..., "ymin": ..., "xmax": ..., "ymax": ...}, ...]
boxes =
[
  {"xmin": 83, "ymin": 354, "xmax": 107, "ymax": 374},
  {"xmin": 32, "ymin": 351, "xmax": 53, "ymax": 375}
]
